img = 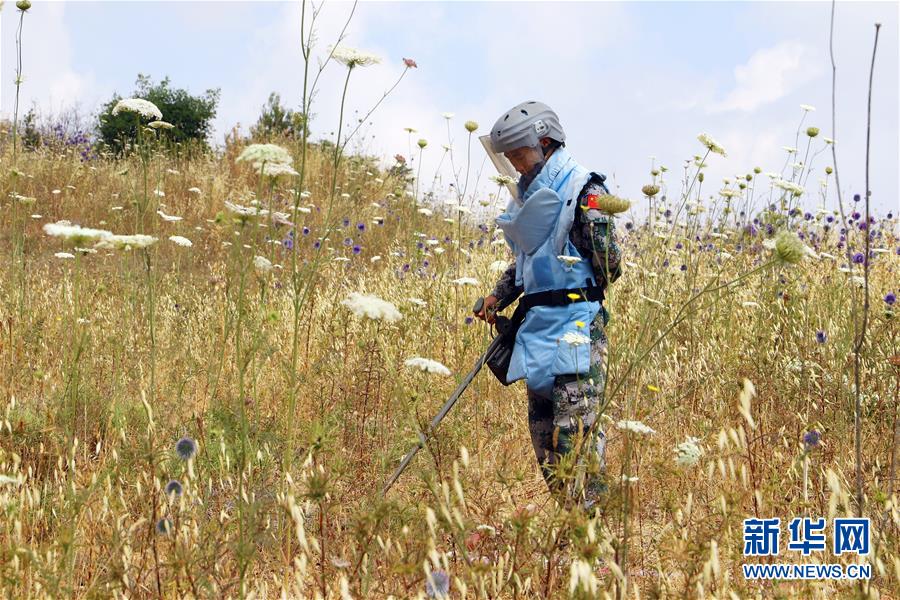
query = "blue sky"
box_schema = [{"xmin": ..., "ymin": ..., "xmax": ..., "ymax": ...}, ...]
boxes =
[{"xmin": 2, "ymin": 1, "xmax": 897, "ymax": 216}]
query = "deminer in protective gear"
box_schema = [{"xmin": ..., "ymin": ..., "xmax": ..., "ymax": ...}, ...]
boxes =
[{"xmin": 475, "ymin": 101, "xmax": 623, "ymax": 513}]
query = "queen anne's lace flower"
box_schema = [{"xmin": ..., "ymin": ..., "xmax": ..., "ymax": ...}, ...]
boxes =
[
  {"xmin": 169, "ymin": 236, "xmax": 192, "ymax": 247},
  {"xmin": 697, "ymin": 133, "xmax": 727, "ymax": 157},
  {"xmin": 236, "ymin": 143, "xmax": 293, "ymax": 171},
  {"xmin": 773, "ymin": 179, "xmax": 804, "ymax": 196},
  {"xmin": 673, "ymin": 436, "xmax": 703, "ymax": 467},
  {"xmin": 258, "ymin": 161, "xmax": 298, "ymax": 177},
  {"xmin": 43, "ymin": 221, "xmax": 112, "ymax": 245},
  {"xmin": 254, "ymin": 255, "xmax": 273, "ymax": 273},
  {"xmin": 341, "ymin": 292, "xmax": 402, "ymax": 322},
  {"xmin": 616, "ymin": 420, "xmax": 656, "ymax": 435},
  {"xmin": 490, "ymin": 174, "xmax": 517, "ymax": 186},
  {"xmin": 94, "ymin": 234, "xmax": 158, "ymax": 250},
  {"xmin": 451, "ymin": 277, "xmax": 480, "ymax": 286},
  {"xmin": 404, "ymin": 357, "xmax": 451, "ymax": 376},
  {"xmin": 330, "ymin": 45, "xmax": 382, "ymax": 68},
  {"xmin": 225, "ymin": 201, "xmax": 269, "ymax": 218},
  {"xmin": 157, "ymin": 210, "xmax": 182, "ymax": 222},
  {"xmin": 557, "ymin": 255, "xmax": 582, "ymax": 266},
  {"xmin": 112, "ymin": 98, "xmax": 163, "ymax": 120},
  {"xmin": 560, "ymin": 331, "xmax": 591, "ymax": 347}
]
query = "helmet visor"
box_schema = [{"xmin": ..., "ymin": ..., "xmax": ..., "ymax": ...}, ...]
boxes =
[
  {"xmin": 479, "ymin": 135, "xmax": 520, "ymax": 198},
  {"xmin": 501, "ymin": 145, "xmax": 544, "ymax": 175}
]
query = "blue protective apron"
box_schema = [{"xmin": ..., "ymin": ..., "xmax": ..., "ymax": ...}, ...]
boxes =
[{"xmin": 495, "ymin": 147, "xmax": 601, "ymax": 397}]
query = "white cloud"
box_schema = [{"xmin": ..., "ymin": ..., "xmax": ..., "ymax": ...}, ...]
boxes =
[
  {"xmin": 0, "ymin": 2, "xmax": 110, "ymax": 120},
  {"xmin": 709, "ymin": 41, "xmax": 823, "ymax": 112}
]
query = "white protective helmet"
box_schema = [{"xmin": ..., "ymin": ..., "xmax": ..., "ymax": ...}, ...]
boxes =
[{"xmin": 489, "ymin": 101, "xmax": 566, "ymax": 153}]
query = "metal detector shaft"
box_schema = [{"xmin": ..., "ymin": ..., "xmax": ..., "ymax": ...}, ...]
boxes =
[{"xmin": 379, "ymin": 330, "xmax": 507, "ymax": 497}]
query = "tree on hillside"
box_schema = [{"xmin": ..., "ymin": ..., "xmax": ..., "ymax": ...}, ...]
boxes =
[
  {"xmin": 97, "ymin": 74, "xmax": 220, "ymax": 156},
  {"xmin": 250, "ymin": 92, "xmax": 308, "ymax": 141}
]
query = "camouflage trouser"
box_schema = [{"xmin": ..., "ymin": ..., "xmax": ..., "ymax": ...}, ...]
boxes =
[{"xmin": 526, "ymin": 308, "xmax": 609, "ymax": 509}]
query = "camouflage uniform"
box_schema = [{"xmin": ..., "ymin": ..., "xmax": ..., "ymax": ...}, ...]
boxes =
[{"xmin": 491, "ymin": 174, "xmax": 622, "ymax": 508}]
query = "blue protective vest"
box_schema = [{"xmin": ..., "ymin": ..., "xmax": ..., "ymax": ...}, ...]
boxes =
[{"xmin": 495, "ymin": 147, "xmax": 601, "ymax": 397}]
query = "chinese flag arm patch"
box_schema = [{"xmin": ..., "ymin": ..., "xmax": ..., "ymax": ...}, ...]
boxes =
[{"xmin": 585, "ymin": 194, "xmax": 600, "ymax": 209}]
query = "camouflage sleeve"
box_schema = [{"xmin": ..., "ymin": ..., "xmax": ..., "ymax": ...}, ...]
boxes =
[
  {"xmin": 574, "ymin": 179, "xmax": 623, "ymax": 287},
  {"xmin": 490, "ymin": 260, "xmax": 524, "ymax": 307}
]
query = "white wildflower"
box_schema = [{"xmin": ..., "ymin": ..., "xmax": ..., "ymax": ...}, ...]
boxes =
[
  {"xmin": 560, "ymin": 331, "xmax": 591, "ymax": 347},
  {"xmin": 697, "ymin": 133, "xmax": 727, "ymax": 157},
  {"xmin": 417, "ymin": 208, "xmax": 433, "ymax": 216},
  {"xmin": 148, "ymin": 120, "xmax": 174, "ymax": 130},
  {"xmin": 674, "ymin": 437, "xmax": 703, "ymax": 468},
  {"xmin": 254, "ymin": 255, "xmax": 273, "ymax": 273},
  {"xmin": 237, "ymin": 143, "xmax": 293, "ymax": 170},
  {"xmin": 404, "ymin": 357, "xmax": 451, "ymax": 376},
  {"xmin": 616, "ymin": 420, "xmax": 656, "ymax": 435},
  {"xmin": 188, "ymin": 187, "xmax": 202, "ymax": 195},
  {"xmin": 800, "ymin": 104, "xmax": 816, "ymax": 112},
  {"xmin": 490, "ymin": 260, "xmax": 509, "ymax": 272},
  {"xmin": 490, "ymin": 174, "xmax": 517, "ymax": 186},
  {"xmin": 94, "ymin": 234, "xmax": 158, "ymax": 250},
  {"xmin": 441, "ymin": 112, "xmax": 455, "ymax": 119},
  {"xmin": 225, "ymin": 200, "xmax": 269, "ymax": 217},
  {"xmin": 111, "ymin": 98, "xmax": 163, "ymax": 120},
  {"xmin": 341, "ymin": 292, "xmax": 402, "ymax": 322},
  {"xmin": 259, "ymin": 161, "xmax": 298, "ymax": 177},
  {"xmin": 54, "ymin": 252, "xmax": 75, "ymax": 259},
  {"xmin": 157, "ymin": 209, "xmax": 182, "ymax": 222},
  {"xmin": 557, "ymin": 255, "xmax": 582, "ymax": 266},
  {"xmin": 407, "ymin": 297, "xmax": 427, "ymax": 307},
  {"xmin": 330, "ymin": 45, "xmax": 382, "ymax": 68},
  {"xmin": 271, "ymin": 211, "xmax": 294, "ymax": 226},
  {"xmin": 43, "ymin": 221, "xmax": 112, "ymax": 245},
  {"xmin": 451, "ymin": 277, "xmax": 480, "ymax": 286},
  {"xmin": 773, "ymin": 179, "xmax": 804, "ymax": 196},
  {"xmin": 169, "ymin": 235, "xmax": 192, "ymax": 247}
]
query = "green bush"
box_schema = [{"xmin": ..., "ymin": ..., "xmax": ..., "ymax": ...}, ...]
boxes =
[
  {"xmin": 250, "ymin": 92, "xmax": 308, "ymax": 141},
  {"xmin": 97, "ymin": 73, "xmax": 220, "ymax": 156}
]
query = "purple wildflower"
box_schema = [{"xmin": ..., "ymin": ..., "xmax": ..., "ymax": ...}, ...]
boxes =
[
  {"xmin": 816, "ymin": 330, "xmax": 827, "ymax": 344},
  {"xmin": 803, "ymin": 430, "xmax": 821, "ymax": 449},
  {"xmin": 425, "ymin": 570, "xmax": 450, "ymax": 598}
]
